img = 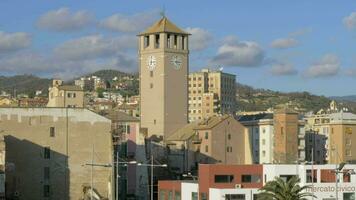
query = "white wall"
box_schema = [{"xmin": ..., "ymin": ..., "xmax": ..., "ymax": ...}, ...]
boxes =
[
  {"xmin": 259, "ymin": 124, "xmax": 274, "ymax": 164},
  {"xmin": 209, "ymin": 188, "xmax": 259, "ymax": 200},
  {"xmin": 181, "ymin": 182, "xmax": 198, "ymax": 200}
]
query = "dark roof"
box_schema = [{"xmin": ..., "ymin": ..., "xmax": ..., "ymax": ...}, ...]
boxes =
[
  {"xmin": 236, "ymin": 113, "xmax": 273, "ymax": 122},
  {"xmin": 105, "ymin": 110, "xmax": 139, "ymax": 122}
]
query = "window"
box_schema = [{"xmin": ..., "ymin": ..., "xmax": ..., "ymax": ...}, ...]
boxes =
[
  {"xmin": 192, "ymin": 192, "xmax": 198, "ymax": 200},
  {"xmin": 168, "ymin": 191, "xmax": 173, "ymax": 200},
  {"xmin": 67, "ymin": 93, "xmax": 72, "ymax": 98},
  {"xmin": 175, "ymin": 191, "xmax": 181, "ymax": 200},
  {"xmin": 227, "ymin": 146, "xmax": 232, "ymax": 152},
  {"xmin": 73, "ymin": 93, "xmax": 76, "ymax": 98},
  {"xmin": 228, "ymin": 134, "xmax": 231, "ymax": 140},
  {"xmin": 241, "ymin": 174, "xmax": 261, "ymax": 183},
  {"xmin": 44, "ymin": 147, "xmax": 50, "ymax": 159},
  {"xmin": 144, "ymin": 36, "xmax": 149, "ymax": 48},
  {"xmin": 200, "ymin": 193, "xmax": 207, "ymax": 200},
  {"xmin": 225, "ymin": 194, "xmax": 245, "ymax": 200},
  {"xmin": 343, "ymin": 192, "xmax": 355, "ymax": 200},
  {"xmin": 159, "ymin": 190, "xmax": 166, "ymax": 200},
  {"xmin": 346, "ymin": 149, "xmax": 352, "ymax": 157},
  {"xmin": 306, "ymin": 169, "xmax": 317, "ymax": 183},
  {"xmin": 50, "ymin": 127, "xmax": 55, "ymax": 137},
  {"xmin": 281, "ymin": 127, "xmax": 284, "ymax": 135},
  {"xmin": 215, "ymin": 175, "xmax": 234, "ymax": 183},
  {"xmin": 150, "ymin": 83, "xmax": 153, "ymax": 89},
  {"xmin": 44, "ymin": 167, "xmax": 50, "ymax": 180},
  {"xmin": 150, "ymin": 71, "xmax": 153, "ymax": 77},
  {"xmin": 155, "ymin": 34, "xmax": 160, "ymax": 48},
  {"xmin": 43, "ymin": 185, "xmax": 50, "ymax": 197},
  {"xmin": 262, "ymin": 150, "xmax": 266, "ymax": 157},
  {"xmin": 154, "ymin": 119, "xmax": 156, "ymax": 125},
  {"xmin": 205, "ymin": 145, "xmax": 208, "ymax": 153},
  {"xmin": 262, "ymin": 139, "xmax": 266, "ymax": 145},
  {"xmin": 205, "ymin": 132, "xmax": 208, "ymax": 139}
]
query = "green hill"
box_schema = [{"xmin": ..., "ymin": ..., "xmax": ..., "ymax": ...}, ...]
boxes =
[{"xmin": 0, "ymin": 75, "xmax": 51, "ymax": 96}]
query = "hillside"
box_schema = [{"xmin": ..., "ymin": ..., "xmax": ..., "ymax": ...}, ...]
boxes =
[
  {"xmin": 1, "ymin": 70, "xmax": 355, "ymax": 113},
  {"xmin": 0, "ymin": 75, "xmax": 51, "ymax": 96}
]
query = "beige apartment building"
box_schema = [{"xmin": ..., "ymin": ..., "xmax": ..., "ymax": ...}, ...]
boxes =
[
  {"xmin": 47, "ymin": 79, "xmax": 84, "ymax": 108},
  {"xmin": 188, "ymin": 69, "xmax": 236, "ymax": 122},
  {"xmin": 0, "ymin": 108, "xmax": 113, "ymax": 200},
  {"xmin": 306, "ymin": 111, "xmax": 356, "ymax": 164},
  {"xmin": 166, "ymin": 115, "xmax": 249, "ymax": 173},
  {"xmin": 238, "ymin": 108, "xmax": 306, "ymax": 164},
  {"xmin": 139, "ymin": 17, "xmax": 189, "ymax": 140}
]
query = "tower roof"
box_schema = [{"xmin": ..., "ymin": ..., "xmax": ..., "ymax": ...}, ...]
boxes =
[{"xmin": 138, "ymin": 17, "xmax": 190, "ymax": 36}]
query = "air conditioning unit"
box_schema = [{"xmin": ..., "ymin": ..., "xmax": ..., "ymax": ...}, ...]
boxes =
[{"xmin": 235, "ymin": 184, "xmax": 242, "ymax": 189}]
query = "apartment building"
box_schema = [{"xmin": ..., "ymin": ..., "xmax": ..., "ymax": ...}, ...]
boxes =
[
  {"xmin": 166, "ymin": 115, "xmax": 249, "ymax": 173},
  {"xmin": 0, "ymin": 108, "xmax": 113, "ymax": 200},
  {"xmin": 188, "ymin": 69, "xmax": 236, "ymax": 122},
  {"xmin": 238, "ymin": 108, "xmax": 306, "ymax": 164},
  {"xmin": 159, "ymin": 163, "xmax": 356, "ymax": 200},
  {"xmin": 306, "ymin": 111, "xmax": 356, "ymax": 164},
  {"xmin": 47, "ymin": 79, "xmax": 84, "ymax": 108}
]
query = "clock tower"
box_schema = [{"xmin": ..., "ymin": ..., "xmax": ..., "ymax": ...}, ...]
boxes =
[{"xmin": 138, "ymin": 17, "xmax": 189, "ymax": 140}]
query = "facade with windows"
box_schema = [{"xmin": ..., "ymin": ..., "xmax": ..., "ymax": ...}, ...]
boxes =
[
  {"xmin": 238, "ymin": 108, "xmax": 306, "ymax": 164},
  {"xmin": 47, "ymin": 79, "xmax": 84, "ymax": 108},
  {"xmin": 0, "ymin": 108, "xmax": 112, "ymax": 199},
  {"xmin": 158, "ymin": 164, "xmax": 356, "ymax": 200},
  {"xmin": 305, "ymin": 112, "xmax": 356, "ymax": 164},
  {"xmin": 188, "ymin": 69, "xmax": 236, "ymax": 122}
]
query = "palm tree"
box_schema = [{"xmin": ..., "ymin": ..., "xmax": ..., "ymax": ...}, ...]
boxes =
[{"xmin": 257, "ymin": 176, "xmax": 316, "ymax": 200}]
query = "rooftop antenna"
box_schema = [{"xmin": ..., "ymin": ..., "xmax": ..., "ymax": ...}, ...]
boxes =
[{"xmin": 160, "ymin": 5, "xmax": 166, "ymax": 18}]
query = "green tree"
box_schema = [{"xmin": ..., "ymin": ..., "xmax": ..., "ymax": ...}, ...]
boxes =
[{"xmin": 257, "ymin": 176, "xmax": 316, "ymax": 200}]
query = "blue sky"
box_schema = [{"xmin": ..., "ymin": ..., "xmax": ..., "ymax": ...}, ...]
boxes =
[{"xmin": 0, "ymin": 1, "xmax": 355, "ymax": 96}]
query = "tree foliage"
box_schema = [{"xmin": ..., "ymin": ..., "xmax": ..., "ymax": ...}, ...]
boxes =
[{"xmin": 257, "ymin": 176, "xmax": 316, "ymax": 200}]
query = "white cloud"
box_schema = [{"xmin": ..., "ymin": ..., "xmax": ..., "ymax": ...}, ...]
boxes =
[
  {"xmin": 345, "ymin": 68, "xmax": 356, "ymax": 76},
  {"xmin": 270, "ymin": 38, "xmax": 298, "ymax": 49},
  {"xmin": 211, "ymin": 36, "xmax": 265, "ymax": 67},
  {"xmin": 288, "ymin": 28, "xmax": 312, "ymax": 37},
  {"xmin": 343, "ymin": 12, "xmax": 356, "ymax": 30},
  {"xmin": 185, "ymin": 27, "xmax": 213, "ymax": 51},
  {"xmin": 270, "ymin": 63, "xmax": 298, "ymax": 76},
  {"xmin": 0, "ymin": 31, "xmax": 31, "ymax": 53},
  {"xmin": 37, "ymin": 7, "xmax": 94, "ymax": 32},
  {"xmin": 99, "ymin": 10, "xmax": 159, "ymax": 33},
  {"xmin": 304, "ymin": 54, "xmax": 340, "ymax": 78},
  {"xmin": 54, "ymin": 34, "xmax": 136, "ymax": 60}
]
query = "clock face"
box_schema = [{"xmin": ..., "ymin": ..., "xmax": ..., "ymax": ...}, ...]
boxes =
[
  {"xmin": 147, "ymin": 55, "xmax": 157, "ymax": 71},
  {"xmin": 170, "ymin": 55, "xmax": 182, "ymax": 70}
]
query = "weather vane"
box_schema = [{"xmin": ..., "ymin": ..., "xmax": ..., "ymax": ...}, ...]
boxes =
[{"xmin": 160, "ymin": 5, "xmax": 166, "ymax": 18}]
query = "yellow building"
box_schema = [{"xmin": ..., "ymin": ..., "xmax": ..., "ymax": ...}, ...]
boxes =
[
  {"xmin": 138, "ymin": 17, "xmax": 189, "ymax": 140},
  {"xmin": 188, "ymin": 69, "xmax": 236, "ymax": 122},
  {"xmin": 306, "ymin": 112, "xmax": 356, "ymax": 164},
  {"xmin": 47, "ymin": 80, "xmax": 84, "ymax": 108}
]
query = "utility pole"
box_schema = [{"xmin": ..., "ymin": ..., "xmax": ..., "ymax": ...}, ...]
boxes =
[
  {"xmin": 91, "ymin": 144, "xmax": 94, "ymax": 200},
  {"xmin": 151, "ymin": 154, "xmax": 154, "ymax": 200},
  {"xmin": 116, "ymin": 150, "xmax": 119, "ymax": 200}
]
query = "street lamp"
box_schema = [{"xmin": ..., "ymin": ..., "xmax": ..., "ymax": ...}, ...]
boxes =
[{"xmin": 137, "ymin": 155, "xmax": 167, "ymax": 200}]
